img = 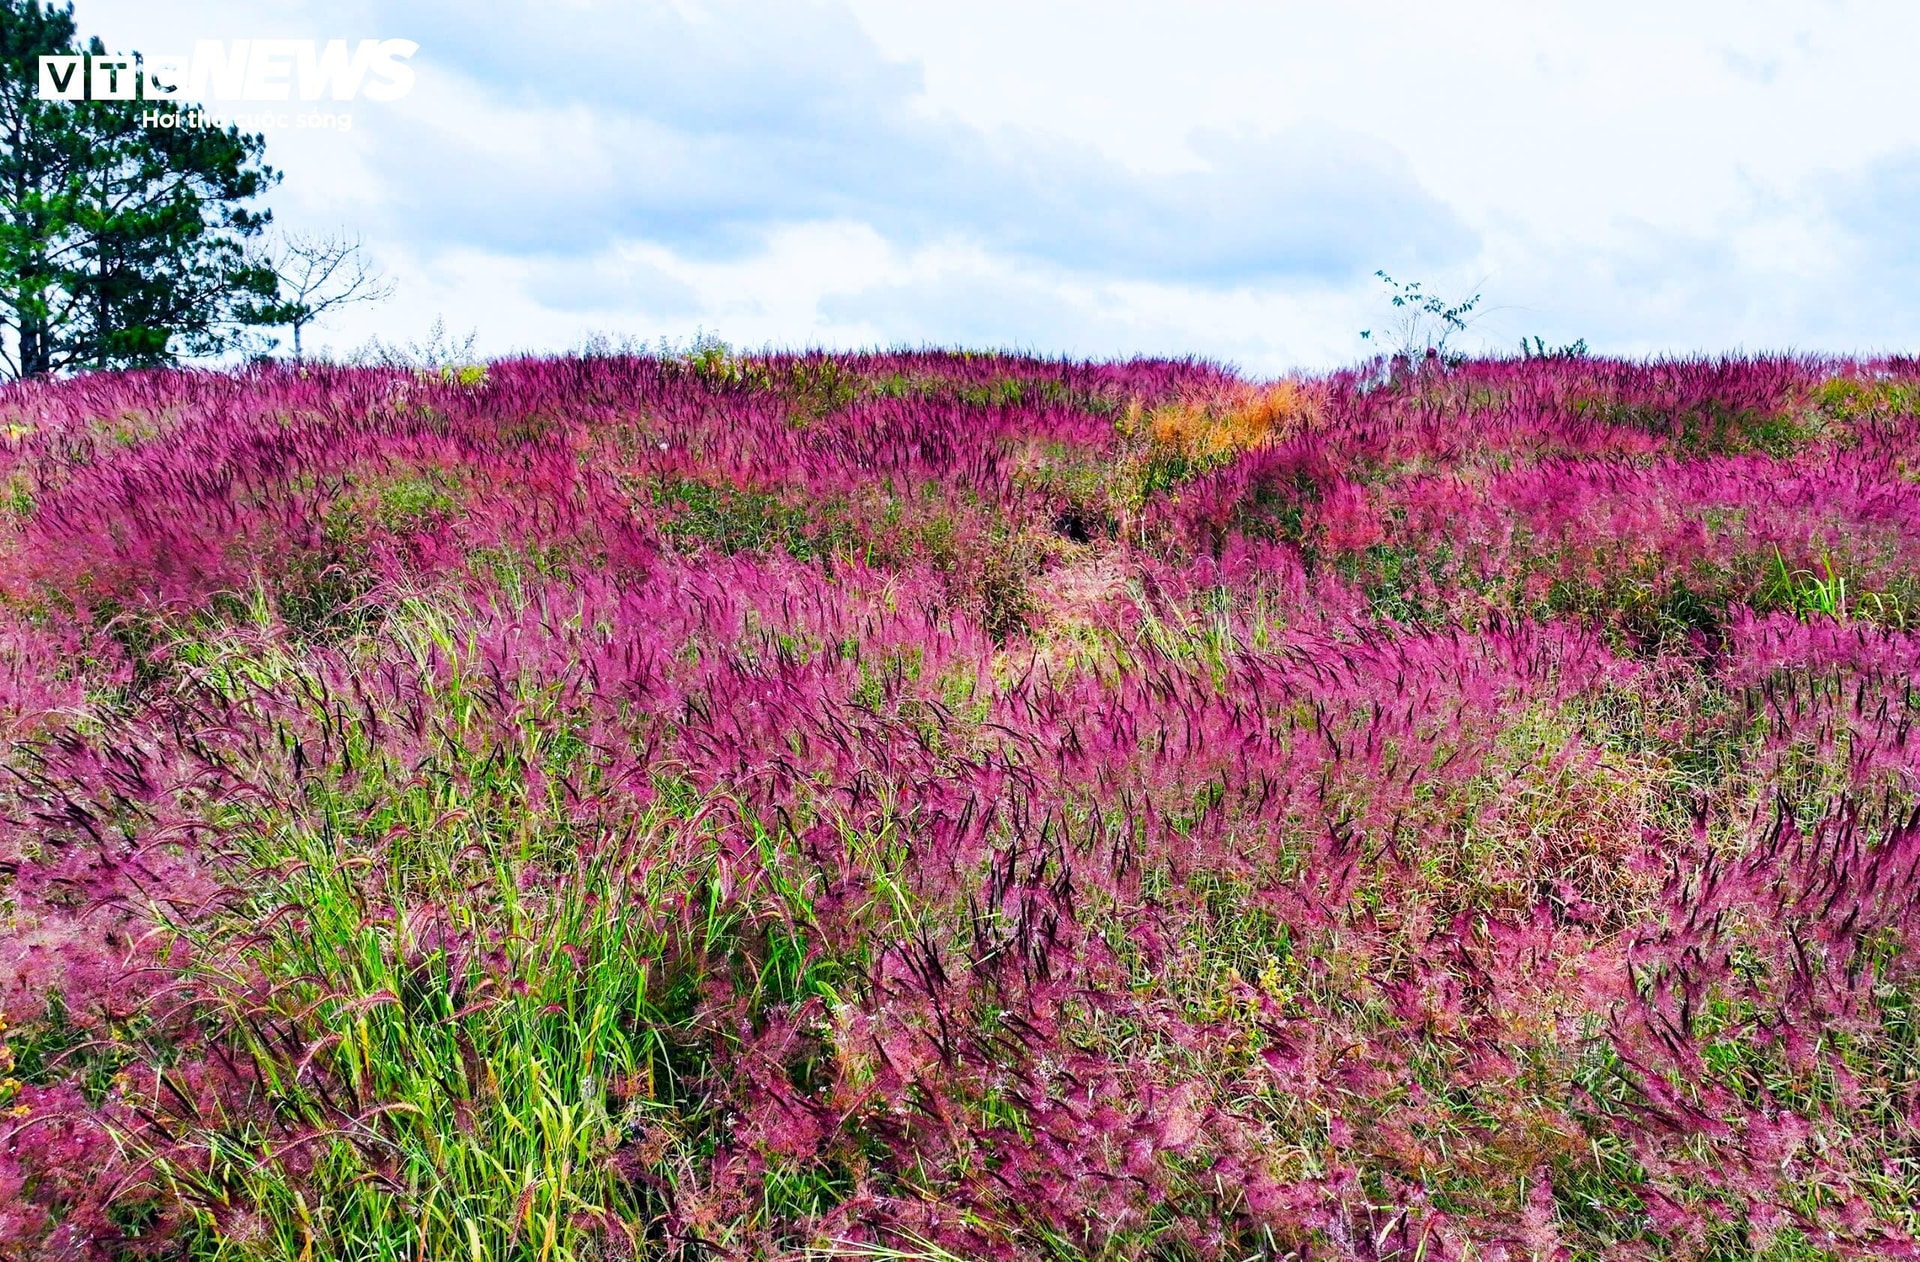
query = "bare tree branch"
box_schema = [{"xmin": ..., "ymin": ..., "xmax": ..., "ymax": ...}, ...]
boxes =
[{"xmin": 269, "ymin": 231, "xmax": 396, "ymax": 359}]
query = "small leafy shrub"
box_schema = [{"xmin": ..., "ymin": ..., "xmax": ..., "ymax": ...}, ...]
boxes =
[
  {"xmin": 1520, "ymin": 334, "xmax": 1590, "ymax": 360},
  {"xmin": 1360, "ymin": 269, "xmax": 1483, "ymax": 365}
]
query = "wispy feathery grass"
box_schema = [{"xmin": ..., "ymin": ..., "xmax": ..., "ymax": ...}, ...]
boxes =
[{"xmin": 0, "ymin": 350, "xmax": 1919, "ymax": 1258}]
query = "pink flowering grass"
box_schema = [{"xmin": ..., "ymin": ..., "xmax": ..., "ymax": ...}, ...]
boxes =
[{"xmin": 0, "ymin": 349, "xmax": 1917, "ymax": 1258}]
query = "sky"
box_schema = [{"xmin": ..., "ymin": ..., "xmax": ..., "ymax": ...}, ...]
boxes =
[{"xmin": 72, "ymin": 0, "xmax": 1920, "ymax": 374}]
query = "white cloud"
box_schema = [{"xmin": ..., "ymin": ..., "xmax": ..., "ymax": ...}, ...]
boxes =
[{"xmin": 70, "ymin": 0, "xmax": 1920, "ymax": 370}]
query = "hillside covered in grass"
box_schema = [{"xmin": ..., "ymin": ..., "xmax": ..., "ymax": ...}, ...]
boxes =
[{"xmin": 1, "ymin": 349, "xmax": 1920, "ymax": 1259}]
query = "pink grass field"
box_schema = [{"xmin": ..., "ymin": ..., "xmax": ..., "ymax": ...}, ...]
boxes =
[{"xmin": 0, "ymin": 349, "xmax": 1919, "ymax": 1259}]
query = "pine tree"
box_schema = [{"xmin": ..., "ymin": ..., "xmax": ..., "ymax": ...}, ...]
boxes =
[{"xmin": 0, "ymin": 1, "xmax": 282, "ymax": 378}]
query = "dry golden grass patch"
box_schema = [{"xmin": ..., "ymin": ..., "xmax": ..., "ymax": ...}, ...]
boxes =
[{"xmin": 1125, "ymin": 380, "xmax": 1321, "ymax": 465}]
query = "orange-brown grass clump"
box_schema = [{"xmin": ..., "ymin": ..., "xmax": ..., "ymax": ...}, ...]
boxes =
[{"xmin": 1130, "ymin": 378, "xmax": 1321, "ymax": 467}]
